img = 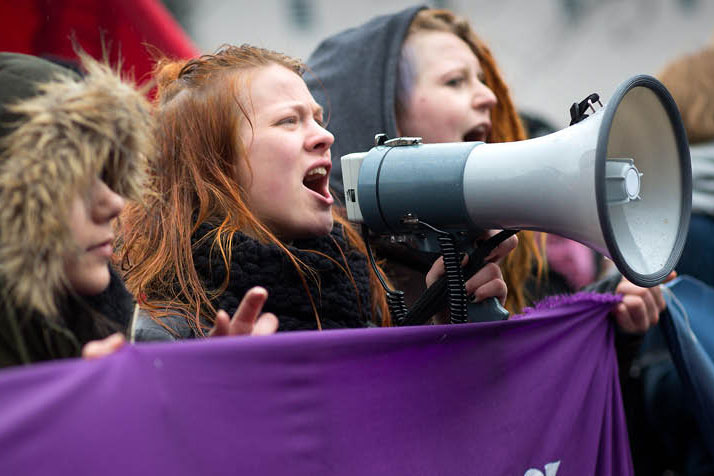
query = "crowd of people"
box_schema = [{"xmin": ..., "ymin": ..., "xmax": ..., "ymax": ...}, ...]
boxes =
[{"xmin": 0, "ymin": 4, "xmax": 711, "ymax": 475}]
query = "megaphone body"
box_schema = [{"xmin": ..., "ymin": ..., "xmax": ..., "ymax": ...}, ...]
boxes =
[{"xmin": 341, "ymin": 75, "xmax": 692, "ymax": 287}]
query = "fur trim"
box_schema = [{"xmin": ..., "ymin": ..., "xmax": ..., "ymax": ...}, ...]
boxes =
[{"xmin": 0, "ymin": 56, "xmax": 153, "ymax": 317}]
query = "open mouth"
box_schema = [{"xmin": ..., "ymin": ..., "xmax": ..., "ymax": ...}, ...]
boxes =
[
  {"xmin": 303, "ymin": 166, "xmax": 332, "ymax": 201},
  {"xmin": 463, "ymin": 125, "xmax": 489, "ymax": 142}
]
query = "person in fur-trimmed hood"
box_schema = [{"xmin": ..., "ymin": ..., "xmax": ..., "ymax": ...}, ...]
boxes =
[{"xmin": 0, "ymin": 52, "xmax": 153, "ymax": 368}]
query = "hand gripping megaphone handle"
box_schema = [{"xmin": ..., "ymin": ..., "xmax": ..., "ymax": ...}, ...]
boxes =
[{"xmin": 400, "ymin": 230, "xmax": 517, "ymax": 326}]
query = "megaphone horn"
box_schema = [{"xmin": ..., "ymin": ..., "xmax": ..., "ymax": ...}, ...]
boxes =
[{"xmin": 341, "ymin": 75, "xmax": 692, "ymax": 287}]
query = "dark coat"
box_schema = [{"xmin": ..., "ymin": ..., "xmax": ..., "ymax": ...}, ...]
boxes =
[{"xmin": 0, "ymin": 268, "xmax": 135, "ymax": 368}]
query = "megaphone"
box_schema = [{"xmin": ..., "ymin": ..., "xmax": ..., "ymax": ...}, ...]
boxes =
[{"xmin": 341, "ymin": 75, "xmax": 692, "ymax": 288}]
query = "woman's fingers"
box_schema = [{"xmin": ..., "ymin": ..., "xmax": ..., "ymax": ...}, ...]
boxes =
[
  {"xmin": 482, "ymin": 232, "xmax": 519, "ymax": 264},
  {"xmin": 465, "ymin": 262, "xmax": 507, "ymax": 305},
  {"xmin": 425, "ymin": 256, "xmax": 445, "ymax": 288},
  {"xmin": 210, "ymin": 287, "xmax": 278, "ymax": 337},
  {"xmin": 228, "ymin": 287, "xmax": 269, "ymax": 336},
  {"xmin": 252, "ymin": 313, "xmax": 279, "ymax": 336},
  {"xmin": 81, "ymin": 333, "xmax": 126, "ymax": 360},
  {"xmin": 613, "ymin": 278, "xmax": 668, "ymax": 333},
  {"xmin": 208, "ymin": 310, "xmax": 231, "ymax": 337}
]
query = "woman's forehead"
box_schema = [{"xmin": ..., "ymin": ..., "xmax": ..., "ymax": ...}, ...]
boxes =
[
  {"xmin": 246, "ymin": 64, "xmax": 317, "ymax": 112},
  {"xmin": 405, "ymin": 31, "xmax": 480, "ymax": 75}
]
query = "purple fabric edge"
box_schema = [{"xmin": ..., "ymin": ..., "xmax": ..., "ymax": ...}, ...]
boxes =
[{"xmin": 512, "ymin": 291, "xmax": 622, "ymax": 320}]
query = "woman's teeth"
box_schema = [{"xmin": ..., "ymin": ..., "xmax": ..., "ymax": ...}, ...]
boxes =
[
  {"xmin": 303, "ymin": 166, "xmax": 329, "ymax": 195},
  {"xmin": 305, "ymin": 166, "xmax": 327, "ymax": 181}
]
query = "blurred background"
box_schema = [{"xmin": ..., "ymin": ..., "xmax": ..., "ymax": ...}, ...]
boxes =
[
  {"xmin": 2, "ymin": 0, "xmax": 712, "ymax": 130},
  {"xmin": 170, "ymin": 0, "xmax": 714, "ymax": 129}
]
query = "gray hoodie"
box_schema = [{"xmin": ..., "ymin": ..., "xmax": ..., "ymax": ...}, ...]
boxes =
[{"xmin": 306, "ymin": 5, "xmax": 425, "ymax": 199}]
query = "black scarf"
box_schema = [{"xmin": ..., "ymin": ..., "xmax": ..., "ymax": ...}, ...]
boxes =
[
  {"xmin": 192, "ymin": 223, "xmax": 375, "ymax": 331},
  {"xmin": 0, "ymin": 266, "xmax": 133, "ymax": 368}
]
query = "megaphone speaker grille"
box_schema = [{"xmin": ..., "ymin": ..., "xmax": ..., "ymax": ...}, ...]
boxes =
[{"xmin": 596, "ymin": 75, "xmax": 692, "ymax": 287}]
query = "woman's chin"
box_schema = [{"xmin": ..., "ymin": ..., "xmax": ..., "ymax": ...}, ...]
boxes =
[
  {"xmin": 273, "ymin": 216, "xmax": 334, "ymax": 241},
  {"xmin": 304, "ymin": 218, "xmax": 334, "ymax": 238},
  {"xmin": 67, "ymin": 266, "xmax": 111, "ymax": 297}
]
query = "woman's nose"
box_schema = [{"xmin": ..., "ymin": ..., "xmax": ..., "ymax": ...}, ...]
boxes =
[
  {"xmin": 472, "ymin": 81, "xmax": 497, "ymax": 111},
  {"xmin": 92, "ymin": 179, "xmax": 126, "ymax": 222},
  {"xmin": 305, "ymin": 121, "xmax": 335, "ymax": 154}
]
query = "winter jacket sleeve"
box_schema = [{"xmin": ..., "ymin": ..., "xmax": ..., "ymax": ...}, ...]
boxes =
[{"xmin": 130, "ymin": 309, "xmax": 197, "ymax": 342}]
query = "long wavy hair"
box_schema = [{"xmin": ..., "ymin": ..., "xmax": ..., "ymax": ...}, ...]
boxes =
[
  {"xmin": 401, "ymin": 9, "xmax": 546, "ymax": 312},
  {"xmin": 119, "ymin": 45, "xmax": 390, "ymax": 334}
]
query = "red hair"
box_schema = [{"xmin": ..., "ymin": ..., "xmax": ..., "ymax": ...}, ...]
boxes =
[{"xmin": 119, "ymin": 45, "xmax": 390, "ymax": 334}]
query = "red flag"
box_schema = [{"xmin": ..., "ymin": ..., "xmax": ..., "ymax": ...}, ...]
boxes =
[{"xmin": 0, "ymin": 0, "xmax": 199, "ymax": 84}]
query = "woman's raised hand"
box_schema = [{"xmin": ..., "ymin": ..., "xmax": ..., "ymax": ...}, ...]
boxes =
[{"xmin": 209, "ymin": 286, "xmax": 279, "ymax": 337}]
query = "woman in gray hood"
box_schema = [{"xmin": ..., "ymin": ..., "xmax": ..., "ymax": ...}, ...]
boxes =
[
  {"xmin": 306, "ymin": 6, "xmax": 533, "ymax": 317},
  {"xmin": 306, "ymin": 6, "xmax": 667, "ymax": 333}
]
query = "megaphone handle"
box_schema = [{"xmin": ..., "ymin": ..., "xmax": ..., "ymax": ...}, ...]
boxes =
[
  {"xmin": 460, "ymin": 231, "xmax": 515, "ymax": 323},
  {"xmin": 467, "ymin": 297, "xmax": 510, "ymax": 322},
  {"xmin": 400, "ymin": 230, "xmax": 518, "ymax": 326}
]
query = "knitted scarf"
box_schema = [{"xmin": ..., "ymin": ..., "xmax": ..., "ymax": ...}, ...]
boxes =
[{"xmin": 192, "ymin": 223, "xmax": 375, "ymax": 332}]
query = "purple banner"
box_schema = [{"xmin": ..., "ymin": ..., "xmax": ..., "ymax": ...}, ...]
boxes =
[{"xmin": 0, "ymin": 293, "xmax": 631, "ymax": 475}]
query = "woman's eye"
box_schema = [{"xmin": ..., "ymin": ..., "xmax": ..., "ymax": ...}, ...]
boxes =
[
  {"xmin": 445, "ymin": 77, "xmax": 465, "ymax": 88},
  {"xmin": 315, "ymin": 117, "xmax": 326, "ymax": 128},
  {"xmin": 277, "ymin": 116, "xmax": 298, "ymax": 126}
]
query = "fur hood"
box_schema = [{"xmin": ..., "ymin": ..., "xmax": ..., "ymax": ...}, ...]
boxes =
[{"xmin": 0, "ymin": 53, "xmax": 153, "ymax": 318}]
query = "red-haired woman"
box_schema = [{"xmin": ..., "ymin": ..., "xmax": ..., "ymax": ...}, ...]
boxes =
[{"xmin": 120, "ymin": 45, "xmax": 513, "ymax": 340}]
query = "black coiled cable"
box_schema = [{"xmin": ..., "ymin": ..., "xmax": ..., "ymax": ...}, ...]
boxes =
[
  {"xmin": 436, "ymin": 233, "xmax": 468, "ymax": 323},
  {"xmin": 362, "ymin": 225, "xmax": 408, "ymax": 324},
  {"xmin": 362, "ymin": 222, "xmax": 517, "ymax": 326},
  {"xmin": 400, "ymin": 229, "xmax": 518, "ymax": 326},
  {"xmin": 410, "ymin": 221, "xmax": 470, "ymax": 324}
]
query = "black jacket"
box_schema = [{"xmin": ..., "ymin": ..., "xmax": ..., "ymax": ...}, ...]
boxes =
[{"xmin": 0, "ymin": 267, "xmax": 134, "ymax": 368}]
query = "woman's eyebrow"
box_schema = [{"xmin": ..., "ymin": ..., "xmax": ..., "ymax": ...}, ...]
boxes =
[
  {"xmin": 272, "ymin": 102, "xmax": 323, "ymax": 121},
  {"xmin": 438, "ymin": 65, "xmax": 468, "ymax": 78}
]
